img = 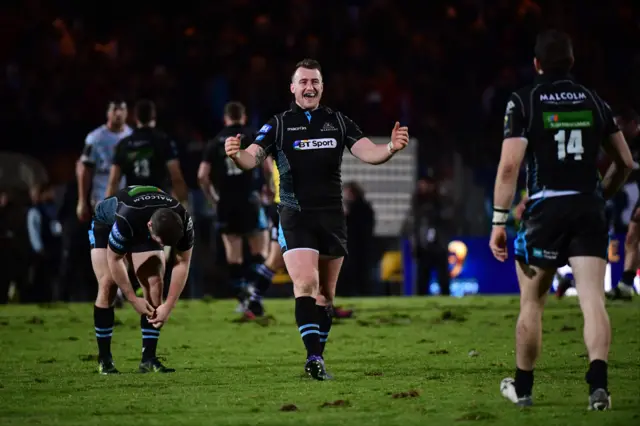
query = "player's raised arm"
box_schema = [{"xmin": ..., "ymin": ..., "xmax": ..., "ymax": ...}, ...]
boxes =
[
  {"xmin": 600, "ymin": 102, "xmax": 634, "ymax": 200},
  {"xmin": 227, "ymin": 118, "xmax": 276, "ymax": 170},
  {"xmin": 349, "ymin": 119, "xmax": 409, "ymax": 165}
]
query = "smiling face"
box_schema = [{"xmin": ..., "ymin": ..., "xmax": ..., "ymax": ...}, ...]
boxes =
[{"xmin": 290, "ymin": 66, "xmax": 323, "ymax": 110}]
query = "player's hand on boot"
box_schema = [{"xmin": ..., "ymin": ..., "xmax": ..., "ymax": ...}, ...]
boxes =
[
  {"xmin": 148, "ymin": 303, "xmax": 172, "ymax": 329},
  {"xmin": 225, "ymin": 134, "xmax": 242, "ymax": 158},
  {"xmin": 131, "ymin": 297, "xmax": 155, "ymax": 317},
  {"xmin": 489, "ymin": 226, "xmax": 508, "ymax": 262},
  {"xmin": 389, "ymin": 122, "xmax": 409, "ymax": 153}
]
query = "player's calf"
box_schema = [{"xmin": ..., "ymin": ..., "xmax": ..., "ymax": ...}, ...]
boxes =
[{"xmin": 94, "ymin": 275, "xmax": 119, "ymax": 373}]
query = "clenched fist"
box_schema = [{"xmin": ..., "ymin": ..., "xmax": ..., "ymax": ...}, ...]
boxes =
[{"xmin": 225, "ymin": 134, "xmax": 242, "ymax": 158}]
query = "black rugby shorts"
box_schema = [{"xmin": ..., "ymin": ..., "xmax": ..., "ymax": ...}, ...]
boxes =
[
  {"xmin": 277, "ymin": 206, "xmax": 347, "ymax": 257},
  {"xmin": 514, "ymin": 194, "xmax": 608, "ymax": 268}
]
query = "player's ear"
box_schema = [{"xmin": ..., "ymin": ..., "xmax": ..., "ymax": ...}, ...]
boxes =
[
  {"xmin": 290, "ymin": 83, "xmax": 295, "ymax": 94},
  {"xmin": 533, "ymin": 57, "xmax": 541, "ymax": 74},
  {"xmin": 147, "ymin": 221, "xmax": 153, "ymax": 233}
]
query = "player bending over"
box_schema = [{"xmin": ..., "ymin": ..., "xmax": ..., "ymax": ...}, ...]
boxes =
[
  {"xmin": 90, "ymin": 185, "xmax": 194, "ymax": 374},
  {"xmin": 490, "ymin": 30, "xmax": 633, "ymax": 410}
]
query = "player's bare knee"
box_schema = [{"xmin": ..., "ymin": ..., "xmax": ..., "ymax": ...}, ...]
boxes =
[
  {"xmin": 96, "ymin": 277, "xmax": 117, "ymax": 307},
  {"xmin": 294, "ymin": 278, "xmax": 317, "ymax": 297}
]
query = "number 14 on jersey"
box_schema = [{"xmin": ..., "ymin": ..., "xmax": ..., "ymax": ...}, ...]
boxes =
[{"xmin": 555, "ymin": 129, "xmax": 583, "ymax": 161}]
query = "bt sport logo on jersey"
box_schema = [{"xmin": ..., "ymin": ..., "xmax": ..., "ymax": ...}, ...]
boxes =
[{"xmin": 293, "ymin": 138, "xmax": 337, "ymax": 150}]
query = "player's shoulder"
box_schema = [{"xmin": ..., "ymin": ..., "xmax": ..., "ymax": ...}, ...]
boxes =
[
  {"xmin": 85, "ymin": 125, "xmax": 107, "ymax": 144},
  {"xmin": 150, "ymin": 128, "xmax": 170, "ymax": 140}
]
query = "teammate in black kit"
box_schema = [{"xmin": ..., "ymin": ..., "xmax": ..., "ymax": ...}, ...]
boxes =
[
  {"xmin": 197, "ymin": 102, "xmax": 270, "ymax": 316},
  {"xmin": 89, "ymin": 185, "xmax": 194, "ymax": 374},
  {"xmin": 607, "ymin": 109, "xmax": 640, "ymax": 300},
  {"xmin": 489, "ymin": 30, "xmax": 633, "ymax": 410},
  {"xmin": 105, "ymin": 100, "xmax": 188, "ymax": 204},
  {"xmin": 224, "ymin": 59, "xmax": 409, "ymax": 380}
]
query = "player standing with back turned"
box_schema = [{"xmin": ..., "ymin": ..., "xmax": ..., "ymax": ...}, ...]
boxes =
[
  {"xmin": 490, "ymin": 30, "xmax": 633, "ymax": 410},
  {"xmin": 224, "ymin": 59, "xmax": 409, "ymax": 380},
  {"xmin": 197, "ymin": 102, "xmax": 270, "ymax": 316},
  {"xmin": 105, "ymin": 100, "xmax": 188, "ymax": 203}
]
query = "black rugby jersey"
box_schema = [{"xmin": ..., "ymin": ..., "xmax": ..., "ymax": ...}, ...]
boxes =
[
  {"xmin": 253, "ymin": 103, "xmax": 364, "ymax": 210},
  {"xmin": 113, "ymin": 127, "xmax": 179, "ymax": 190},
  {"xmin": 94, "ymin": 185, "xmax": 194, "ymax": 254},
  {"xmin": 202, "ymin": 124, "xmax": 256, "ymax": 203},
  {"xmin": 504, "ymin": 73, "xmax": 618, "ymax": 196}
]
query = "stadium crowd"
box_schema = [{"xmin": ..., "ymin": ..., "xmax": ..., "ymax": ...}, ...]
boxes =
[{"xmin": 1, "ymin": 0, "xmax": 639, "ymax": 302}]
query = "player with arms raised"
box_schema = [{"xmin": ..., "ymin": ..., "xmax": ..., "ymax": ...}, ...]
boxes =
[
  {"xmin": 224, "ymin": 59, "xmax": 409, "ymax": 380},
  {"xmin": 90, "ymin": 185, "xmax": 194, "ymax": 374},
  {"xmin": 490, "ymin": 30, "xmax": 633, "ymax": 410}
]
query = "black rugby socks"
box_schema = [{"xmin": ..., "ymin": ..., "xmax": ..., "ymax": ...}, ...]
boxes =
[
  {"xmin": 621, "ymin": 269, "xmax": 635, "ymax": 287},
  {"xmin": 247, "ymin": 254, "xmax": 275, "ymax": 295},
  {"xmin": 141, "ymin": 315, "xmax": 160, "ymax": 361},
  {"xmin": 515, "ymin": 367, "xmax": 534, "ymax": 397},
  {"xmin": 586, "ymin": 359, "xmax": 609, "ymax": 394},
  {"xmin": 316, "ymin": 304, "xmax": 333, "ymax": 355},
  {"xmin": 228, "ymin": 263, "xmax": 246, "ymax": 301},
  {"xmin": 295, "ymin": 296, "xmax": 322, "ymax": 358},
  {"xmin": 94, "ymin": 305, "xmax": 115, "ymax": 360}
]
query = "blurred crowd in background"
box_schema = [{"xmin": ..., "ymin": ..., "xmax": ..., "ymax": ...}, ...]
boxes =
[{"xmin": 1, "ymin": 0, "xmax": 639, "ymax": 302}]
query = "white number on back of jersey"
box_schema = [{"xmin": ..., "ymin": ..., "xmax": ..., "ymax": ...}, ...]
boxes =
[
  {"xmin": 555, "ymin": 129, "xmax": 583, "ymax": 161},
  {"xmin": 225, "ymin": 157, "xmax": 243, "ymax": 176},
  {"xmin": 134, "ymin": 158, "xmax": 151, "ymax": 177}
]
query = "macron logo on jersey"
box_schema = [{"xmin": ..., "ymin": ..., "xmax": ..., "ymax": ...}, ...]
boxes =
[
  {"xmin": 259, "ymin": 124, "xmax": 272, "ymax": 133},
  {"xmin": 293, "ymin": 138, "xmax": 337, "ymax": 150}
]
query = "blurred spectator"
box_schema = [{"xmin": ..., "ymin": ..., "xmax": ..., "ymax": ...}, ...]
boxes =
[
  {"xmin": 57, "ymin": 174, "xmax": 94, "ymax": 301},
  {"xmin": 27, "ymin": 183, "xmax": 62, "ymax": 303},
  {"xmin": 338, "ymin": 182, "xmax": 375, "ymax": 296},
  {"xmin": 0, "ymin": 190, "xmax": 30, "ymax": 303},
  {"xmin": 405, "ymin": 176, "xmax": 453, "ymax": 296}
]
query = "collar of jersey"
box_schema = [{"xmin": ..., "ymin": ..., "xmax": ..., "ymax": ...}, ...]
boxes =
[
  {"xmin": 290, "ymin": 102, "xmax": 327, "ymax": 114},
  {"xmin": 535, "ymin": 72, "xmax": 573, "ymax": 83}
]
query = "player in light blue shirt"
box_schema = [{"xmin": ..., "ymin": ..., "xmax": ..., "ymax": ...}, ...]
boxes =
[{"xmin": 77, "ymin": 100, "xmax": 133, "ymax": 222}]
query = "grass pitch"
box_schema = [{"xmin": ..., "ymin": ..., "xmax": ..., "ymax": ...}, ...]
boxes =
[{"xmin": 0, "ymin": 296, "xmax": 638, "ymax": 426}]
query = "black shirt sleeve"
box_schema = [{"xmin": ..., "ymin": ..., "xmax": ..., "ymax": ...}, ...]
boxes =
[
  {"xmin": 176, "ymin": 209, "xmax": 195, "ymax": 252},
  {"xmin": 503, "ymin": 93, "xmax": 527, "ymax": 139},
  {"xmin": 108, "ymin": 213, "xmax": 134, "ymax": 255},
  {"xmin": 161, "ymin": 135, "xmax": 180, "ymax": 162},
  {"xmin": 595, "ymin": 95, "xmax": 619, "ymax": 136},
  {"xmin": 253, "ymin": 117, "xmax": 278, "ymax": 156},
  {"xmin": 112, "ymin": 138, "xmax": 128, "ymax": 167},
  {"xmin": 340, "ymin": 114, "xmax": 365, "ymax": 150},
  {"xmin": 80, "ymin": 143, "xmax": 96, "ymax": 167},
  {"xmin": 202, "ymin": 139, "xmax": 217, "ymax": 164}
]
